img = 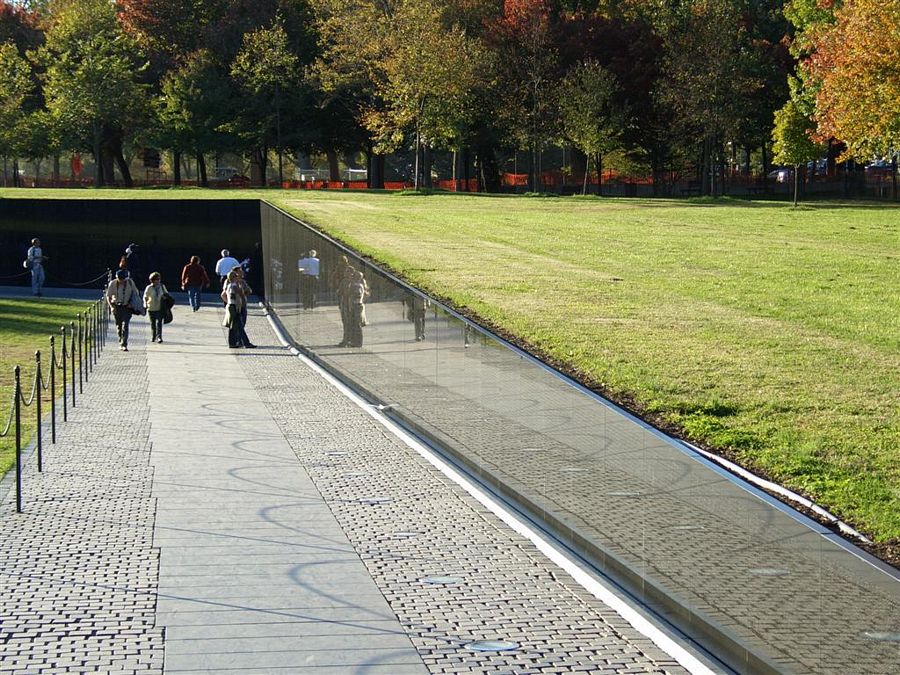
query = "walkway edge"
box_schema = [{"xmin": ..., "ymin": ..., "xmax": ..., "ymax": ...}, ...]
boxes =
[{"xmin": 262, "ymin": 303, "xmax": 726, "ymax": 675}]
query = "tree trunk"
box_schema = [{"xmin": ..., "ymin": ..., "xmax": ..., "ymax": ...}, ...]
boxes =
[
  {"xmin": 793, "ymin": 164, "xmax": 799, "ymax": 207},
  {"xmin": 12, "ymin": 158, "xmax": 20, "ymax": 187},
  {"xmin": 93, "ymin": 124, "xmax": 104, "ymax": 188},
  {"xmin": 251, "ymin": 148, "xmax": 267, "ymax": 186},
  {"xmin": 52, "ymin": 154, "xmax": 60, "ymax": 186},
  {"xmin": 197, "ymin": 152, "xmax": 207, "ymax": 187},
  {"xmin": 583, "ymin": 154, "xmax": 589, "ymax": 195},
  {"xmin": 761, "ymin": 144, "xmax": 769, "ymax": 191},
  {"xmin": 113, "ymin": 143, "xmax": 133, "ymax": 188},
  {"xmin": 326, "ymin": 149, "xmax": 340, "ymax": 182},
  {"xmin": 173, "ymin": 150, "xmax": 182, "ymax": 185},
  {"xmin": 422, "ymin": 145, "xmax": 433, "ymax": 189},
  {"xmin": 366, "ymin": 150, "xmax": 385, "ymax": 189},
  {"xmin": 892, "ymin": 155, "xmax": 897, "ymax": 201},
  {"xmin": 462, "ymin": 149, "xmax": 471, "ymax": 191},
  {"xmin": 596, "ymin": 153, "xmax": 603, "ymax": 196}
]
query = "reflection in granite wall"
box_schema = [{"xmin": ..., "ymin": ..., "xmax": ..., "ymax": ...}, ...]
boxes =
[
  {"xmin": 0, "ymin": 200, "xmax": 260, "ymax": 291},
  {"xmin": 261, "ymin": 202, "xmax": 900, "ymax": 675}
]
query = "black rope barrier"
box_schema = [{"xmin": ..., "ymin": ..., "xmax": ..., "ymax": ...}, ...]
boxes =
[{"xmin": 1, "ymin": 295, "xmax": 110, "ymax": 513}]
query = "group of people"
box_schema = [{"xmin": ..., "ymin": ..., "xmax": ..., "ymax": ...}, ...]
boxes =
[
  {"xmin": 103, "ymin": 247, "xmax": 256, "ymax": 351},
  {"xmin": 105, "ymin": 269, "xmax": 172, "ymax": 351},
  {"xmin": 329, "ymin": 255, "xmax": 370, "ymax": 348}
]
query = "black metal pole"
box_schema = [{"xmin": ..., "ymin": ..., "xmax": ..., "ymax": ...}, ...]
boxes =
[
  {"xmin": 35, "ymin": 351, "xmax": 42, "ymax": 472},
  {"xmin": 50, "ymin": 336, "xmax": 56, "ymax": 444},
  {"xmin": 70, "ymin": 321, "xmax": 76, "ymax": 408},
  {"xmin": 14, "ymin": 366, "xmax": 22, "ymax": 513},
  {"xmin": 76, "ymin": 314, "xmax": 83, "ymax": 393},
  {"xmin": 61, "ymin": 327, "xmax": 67, "ymax": 422}
]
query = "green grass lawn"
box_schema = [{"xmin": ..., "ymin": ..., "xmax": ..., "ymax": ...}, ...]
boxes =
[
  {"xmin": 0, "ymin": 298, "xmax": 92, "ymax": 476},
  {"xmin": 2, "ymin": 187, "xmax": 898, "ymax": 545}
]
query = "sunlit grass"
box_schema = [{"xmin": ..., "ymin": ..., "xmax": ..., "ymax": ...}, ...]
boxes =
[{"xmin": 0, "ymin": 298, "xmax": 92, "ymax": 476}]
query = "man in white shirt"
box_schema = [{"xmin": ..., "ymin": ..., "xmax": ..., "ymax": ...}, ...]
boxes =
[
  {"xmin": 26, "ymin": 237, "xmax": 48, "ymax": 296},
  {"xmin": 215, "ymin": 249, "xmax": 240, "ymax": 283},
  {"xmin": 297, "ymin": 249, "xmax": 320, "ymax": 309}
]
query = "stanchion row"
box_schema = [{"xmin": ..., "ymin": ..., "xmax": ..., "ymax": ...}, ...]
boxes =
[{"xmin": 0, "ymin": 296, "xmax": 110, "ymax": 513}]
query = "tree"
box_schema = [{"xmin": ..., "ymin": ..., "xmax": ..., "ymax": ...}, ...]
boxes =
[
  {"xmin": 658, "ymin": 0, "xmax": 770, "ymax": 196},
  {"xmin": 492, "ymin": 0, "xmax": 560, "ymax": 192},
  {"xmin": 772, "ymin": 98, "xmax": 821, "ymax": 206},
  {"xmin": 559, "ymin": 59, "xmax": 628, "ymax": 194},
  {"xmin": 363, "ymin": 0, "xmax": 491, "ymax": 189},
  {"xmin": 35, "ymin": 0, "xmax": 150, "ymax": 187},
  {"xmin": 159, "ymin": 49, "xmax": 235, "ymax": 186},
  {"xmin": 230, "ymin": 15, "xmax": 300, "ymax": 185},
  {"xmin": 0, "ymin": 39, "xmax": 32, "ymax": 185},
  {"xmin": 806, "ymin": 0, "xmax": 900, "ymax": 162}
]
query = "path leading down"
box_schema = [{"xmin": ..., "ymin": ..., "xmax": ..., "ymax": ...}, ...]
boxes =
[{"xmin": 1, "ymin": 293, "xmax": 698, "ymax": 674}]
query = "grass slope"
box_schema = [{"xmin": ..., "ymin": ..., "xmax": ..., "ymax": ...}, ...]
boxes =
[{"xmin": 0, "ymin": 298, "xmax": 92, "ymax": 476}]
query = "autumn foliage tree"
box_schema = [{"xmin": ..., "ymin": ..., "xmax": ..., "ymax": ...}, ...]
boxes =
[{"xmin": 805, "ymin": 0, "xmax": 900, "ymax": 163}]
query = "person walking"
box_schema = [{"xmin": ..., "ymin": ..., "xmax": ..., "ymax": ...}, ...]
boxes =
[
  {"xmin": 215, "ymin": 249, "xmax": 241, "ymax": 283},
  {"xmin": 181, "ymin": 255, "xmax": 210, "ymax": 311},
  {"xmin": 26, "ymin": 238, "xmax": 48, "ymax": 296},
  {"xmin": 106, "ymin": 269, "xmax": 140, "ymax": 351},
  {"xmin": 297, "ymin": 249, "xmax": 320, "ymax": 309},
  {"xmin": 143, "ymin": 272, "xmax": 169, "ymax": 343}
]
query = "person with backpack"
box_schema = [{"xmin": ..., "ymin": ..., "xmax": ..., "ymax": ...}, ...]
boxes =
[
  {"xmin": 106, "ymin": 269, "xmax": 141, "ymax": 351},
  {"xmin": 143, "ymin": 272, "xmax": 170, "ymax": 344}
]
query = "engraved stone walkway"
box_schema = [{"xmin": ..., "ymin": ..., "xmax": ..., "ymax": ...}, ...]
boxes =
[{"xmin": 0, "ymin": 293, "xmax": 693, "ymax": 674}]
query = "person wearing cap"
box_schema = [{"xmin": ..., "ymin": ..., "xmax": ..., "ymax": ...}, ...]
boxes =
[
  {"xmin": 26, "ymin": 237, "xmax": 48, "ymax": 296},
  {"xmin": 181, "ymin": 255, "xmax": 210, "ymax": 311},
  {"xmin": 143, "ymin": 272, "xmax": 169, "ymax": 343},
  {"xmin": 123, "ymin": 243, "xmax": 141, "ymax": 280},
  {"xmin": 215, "ymin": 249, "xmax": 240, "ymax": 283},
  {"xmin": 297, "ymin": 249, "xmax": 320, "ymax": 309},
  {"xmin": 106, "ymin": 269, "xmax": 140, "ymax": 351}
]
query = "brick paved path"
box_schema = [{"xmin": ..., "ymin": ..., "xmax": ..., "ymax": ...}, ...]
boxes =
[{"xmin": 1, "ymin": 300, "xmax": 694, "ymax": 674}]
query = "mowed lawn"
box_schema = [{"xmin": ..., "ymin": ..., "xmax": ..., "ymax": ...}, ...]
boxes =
[
  {"xmin": 0, "ymin": 298, "xmax": 91, "ymax": 476},
  {"xmin": 275, "ymin": 192, "xmax": 900, "ymax": 542}
]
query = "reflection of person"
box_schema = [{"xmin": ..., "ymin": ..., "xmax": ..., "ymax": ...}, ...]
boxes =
[
  {"xmin": 345, "ymin": 270, "xmax": 367, "ymax": 348},
  {"xmin": 410, "ymin": 294, "xmax": 429, "ymax": 341},
  {"xmin": 331, "ymin": 256, "xmax": 355, "ymax": 347},
  {"xmin": 26, "ymin": 237, "xmax": 47, "ymax": 296},
  {"xmin": 181, "ymin": 255, "xmax": 210, "ymax": 311},
  {"xmin": 215, "ymin": 249, "xmax": 240, "ymax": 282},
  {"xmin": 143, "ymin": 272, "xmax": 169, "ymax": 343},
  {"xmin": 232, "ymin": 267, "xmax": 256, "ymax": 348},
  {"xmin": 106, "ymin": 269, "xmax": 139, "ymax": 351},
  {"xmin": 297, "ymin": 249, "xmax": 320, "ymax": 309},
  {"xmin": 221, "ymin": 270, "xmax": 243, "ymax": 348}
]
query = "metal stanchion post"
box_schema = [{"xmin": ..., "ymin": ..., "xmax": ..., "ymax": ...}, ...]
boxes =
[
  {"xmin": 70, "ymin": 321, "xmax": 76, "ymax": 408},
  {"xmin": 61, "ymin": 327, "xmax": 68, "ymax": 422},
  {"xmin": 76, "ymin": 314, "xmax": 83, "ymax": 393},
  {"xmin": 50, "ymin": 336, "xmax": 57, "ymax": 444},
  {"xmin": 35, "ymin": 351, "xmax": 42, "ymax": 473},
  {"xmin": 14, "ymin": 366, "xmax": 22, "ymax": 513}
]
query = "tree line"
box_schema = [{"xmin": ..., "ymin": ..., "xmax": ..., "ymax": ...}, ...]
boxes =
[{"xmin": 0, "ymin": 0, "xmax": 897, "ymax": 195}]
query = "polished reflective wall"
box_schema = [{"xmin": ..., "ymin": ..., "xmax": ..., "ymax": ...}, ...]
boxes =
[{"xmin": 261, "ymin": 203, "xmax": 900, "ymax": 675}]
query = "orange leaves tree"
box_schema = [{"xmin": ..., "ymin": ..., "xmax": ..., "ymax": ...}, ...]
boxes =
[{"xmin": 805, "ymin": 0, "xmax": 900, "ymax": 160}]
